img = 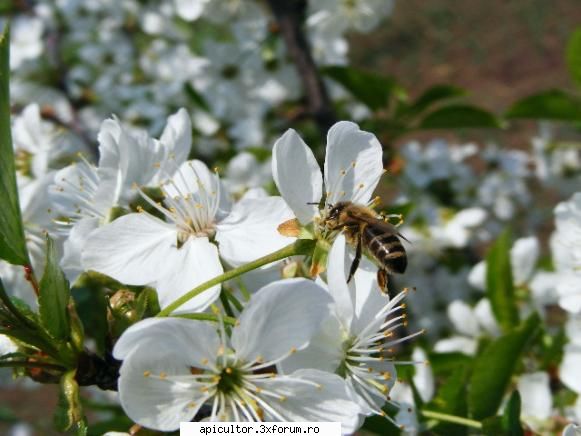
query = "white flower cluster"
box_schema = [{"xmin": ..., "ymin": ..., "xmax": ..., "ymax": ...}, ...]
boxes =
[
  {"xmin": 1, "ymin": 112, "xmax": 422, "ymax": 432},
  {"xmin": 8, "ymin": 0, "xmax": 394, "ymax": 153}
]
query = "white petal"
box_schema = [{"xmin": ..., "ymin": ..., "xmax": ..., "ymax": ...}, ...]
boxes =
[
  {"xmin": 61, "ymin": 217, "xmax": 99, "ymax": 283},
  {"xmin": 115, "ymin": 321, "xmax": 217, "ymax": 431},
  {"xmin": 324, "ymin": 121, "xmax": 383, "ymax": 205},
  {"xmin": 447, "ymin": 300, "xmax": 480, "ymax": 337},
  {"xmin": 517, "ymin": 372, "xmax": 552, "ymax": 420},
  {"xmin": 0, "ymin": 334, "xmax": 18, "ymax": 356},
  {"xmin": 159, "ymin": 108, "xmax": 192, "ymax": 169},
  {"xmin": 563, "ymin": 424, "xmax": 581, "ymax": 436},
  {"xmin": 232, "ymin": 278, "xmax": 332, "ymax": 363},
  {"xmin": 82, "ymin": 213, "xmax": 179, "ymax": 286},
  {"xmin": 175, "ymin": 0, "xmax": 206, "ymax": 21},
  {"xmin": 155, "ymin": 237, "xmax": 223, "ymax": 314},
  {"xmin": 433, "ymin": 336, "xmax": 478, "ymax": 355},
  {"xmin": 474, "ymin": 298, "xmax": 501, "ymax": 336},
  {"xmin": 558, "ymin": 273, "xmax": 581, "ymax": 314},
  {"xmin": 511, "ymin": 236, "xmax": 540, "ymax": 286},
  {"xmin": 412, "ymin": 348, "xmax": 434, "ymax": 403},
  {"xmin": 278, "ymin": 314, "xmax": 345, "ymax": 374},
  {"xmin": 215, "ymin": 196, "xmax": 295, "ymax": 267},
  {"xmin": 326, "ymin": 234, "xmax": 355, "ymax": 330},
  {"xmin": 560, "ymin": 344, "xmax": 581, "ymax": 394},
  {"xmin": 271, "ymin": 129, "xmax": 322, "ymax": 224},
  {"xmin": 113, "ymin": 317, "xmax": 219, "ymax": 368},
  {"xmin": 255, "ymin": 369, "xmax": 361, "ymax": 428},
  {"xmin": 468, "ymin": 261, "xmax": 486, "ymax": 291}
]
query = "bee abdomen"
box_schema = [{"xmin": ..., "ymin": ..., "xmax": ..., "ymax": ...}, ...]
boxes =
[{"xmin": 363, "ymin": 226, "xmax": 407, "ymax": 274}]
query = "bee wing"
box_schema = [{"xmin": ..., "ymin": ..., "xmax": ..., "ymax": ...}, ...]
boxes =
[{"xmin": 348, "ymin": 211, "xmax": 411, "ymax": 244}]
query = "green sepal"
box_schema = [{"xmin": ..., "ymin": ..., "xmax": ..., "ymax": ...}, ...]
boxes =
[{"xmin": 54, "ymin": 370, "xmax": 87, "ymax": 435}]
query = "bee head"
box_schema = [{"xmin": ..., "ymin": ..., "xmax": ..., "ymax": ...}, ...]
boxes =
[{"xmin": 326, "ymin": 201, "xmax": 350, "ymax": 223}]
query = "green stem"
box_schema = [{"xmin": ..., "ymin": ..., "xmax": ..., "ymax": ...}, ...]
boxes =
[
  {"xmin": 157, "ymin": 240, "xmax": 314, "ymax": 317},
  {"xmin": 172, "ymin": 313, "xmax": 237, "ymax": 326},
  {"xmin": 0, "ymin": 361, "xmax": 66, "ymax": 371},
  {"xmin": 421, "ymin": 410, "xmax": 482, "ymax": 429}
]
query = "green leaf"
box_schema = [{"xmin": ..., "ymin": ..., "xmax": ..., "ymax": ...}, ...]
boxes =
[
  {"xmin": 0, "ymin": 26, "xmax": 29, "ymax": 266},
  {"xmin": 501, "ymin": 390, "xmax": 524, "ymax": 436},
  {"xmin": 468, "ymin": 312, "xmax": 541, "ymax": 420},
  {"xmin": 428, "ymin": 352, "xmax": 473, "ymax": 374},
  {"xmin": 486, "ymin": 229, "xmax": 519, "ymax": 333},
  {"xmin": 566, "ymin": 28, "xmax": 581, "ymax": 88},
  {"xmin": 322, "ymin": 65, "xmax": 404, "ymax": 111},
  {"xmin": 39, "ymin": 236, "xmax": 71, "ymax": 341},
  {"xmin": 505, "ymin": 90, "xmax": 581, "ymax": 121},
  {"xmin": 54, "ymin": 370, "xmax": 87, "ymax": 434},
  {"xmin": 403, "ymin": 84, "xmax": 466, "ymax": 118},
  {"xmin": 419, "ymin": 105, "xmax": 502, "ymax": 129}
]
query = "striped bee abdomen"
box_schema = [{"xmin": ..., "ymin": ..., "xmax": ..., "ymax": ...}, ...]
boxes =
[{"xmin": 362, "ymin": 224, "xmax": 407, "ymax": 274}]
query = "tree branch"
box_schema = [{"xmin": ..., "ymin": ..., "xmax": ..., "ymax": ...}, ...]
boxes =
[{"xmin": 266, "ymin": 0, "xmax": 337, "ymax": 134}]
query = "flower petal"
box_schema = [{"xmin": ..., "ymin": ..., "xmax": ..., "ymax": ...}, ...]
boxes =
[
  {"xmin": 278, "ymin": 314, "xmax": 345, "ymax": 374},
  {"xmin": 517, "ymin": 372, "xmax": 552, "ymax": 421},
  {"xmin": 115, "ymin": 319, "xmax": 219, "ymax": 431},
  {"xmin": 324, "ymin": 121, "xmax": 383, "ymax": 205},
  {"xmin": 255, "ymin": 369, "xmax": 361, "ymax": 429},
  {"xmin": 82, "ymin": 213, "xmax": 179, "ymax": 286},
  {"xmin": 232, "ymin": 278, "xmax": 332, "ymax": 363},
  {"xmin": 511, "ymin": 236, "xmax": 539, "ymax": 286},
  {"xmin": 159, "ymin": 108, "xmax": 192, "ymax": 170},
  {"xmin": 155, "ymin": 237, "xmax": 223, "ymax": 314},
  {"xmin": 113, "ymin": 317, "xmax": 219, "ymax": 369},
  {"xmin": 326, "ymin": 234, "xmax": 355, "ymax": 330},
  {"xmin": 61, "ymin": 217, "xmax": 100, "ymax": 283},
  {"xmin": 272, "ymin": 129, "xmax": 322, "ymax": 224},
  {"xmin": 560, "ymin": 344, "xmax": 581, "ymax": 394},
  {"xmin": 215, "ymin": 196, "xmax": 295, "ymax": 267},
  {"xmin": 447, "ymin": 300, "xmax": 480, "ymax": 337}
]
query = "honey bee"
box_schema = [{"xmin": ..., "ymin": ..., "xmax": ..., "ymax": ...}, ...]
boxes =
[{"xmin": 324, "ymin": 201, "xmax": 408, "ymax": 291}]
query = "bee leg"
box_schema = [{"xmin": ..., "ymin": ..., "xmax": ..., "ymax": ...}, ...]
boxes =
[
  {"xmin": 377, "ymin": 269, "xmax": 388, "ymax": 293},
  {"xmin": 347, "ymin": 233, "xmax": 362, "ymax": 283}
]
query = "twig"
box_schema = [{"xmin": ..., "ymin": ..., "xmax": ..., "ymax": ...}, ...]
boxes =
[{"xmin": 266, "ymin": 0, "xmax": 337, "ymax": 134}]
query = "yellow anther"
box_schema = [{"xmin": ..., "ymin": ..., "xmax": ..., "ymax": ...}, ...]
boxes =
[
  {"xmin": 358, "ymin": 183, "xmax": 364, "ymax": 189},
  {"xmin": 201, "ymin": 358, "xmax": 209, "ymax": 365},
  {"xmin": 340, "ymin": 169, "xmax": 346, "ymax": 175},
  {"xmin": 351, "ymin": 161, "xmax": 356, "ymax": 168},
  {"xmin": 143, "ymin": 370, "xmax": 151, "ymax": 377},
  {"xmin": 187, "ymin": 401, "xmax": 197, "ymax": 409},
  {"xmin": 382, "ymin": 372, "xmax": 392, "ymax": 380},
  {"xmin": 225, "ymin": 367, "xmax": 233, "ymax": 374},
  {"xmin": 290, "ymin": 347, "xmax": 297, "ymax": 354},
  {"xmin": 153, "ymin": 162, "xmax": 161, "ymax": 168},
  {"xmin": 217, "ymin": 345, "xmax": 225, "ymax": 356},
  {"xmin": 316, "ymin": 384, "xmax": 323, "ymax": 390},
  {"xmin": 255, "ymin": 387, "xmax": 263, "ymax": 393},
  {"xmin": 279, "ymin": 396, "xmax": 287, "ymax": 402},
  {"xmin": 159, "ymin": 372, "xmax": 167, "ymax": 379}
]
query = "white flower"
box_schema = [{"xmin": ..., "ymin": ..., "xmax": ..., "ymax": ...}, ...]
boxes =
[
  {"xmin": 82, "ymin": 160, "xmax": 294, "ymax": 314},
  {"xmin": 272, "ymin": 121, "xmax": 384, "ymax": 226},
  {"xmin": 560, "ymin": 314, "xmax": 581, "ymax": 394},
  {"xmin": 280, "ymin": 235, "xmax": 422, "ymax": 421},
  {"xmin": 0, "ymin": 335, "xmax": 18, "ymax": 357},
  {"xmin": 434, "ymin": 299, "xmax": 500, "ymax": 355},
  {"xmin": 10, "ymin": 17, "xmax": 44, "ymax": 70},
  {"xmin": 517, "ymin": 372, "xmax": 552, "ymax": 430},
  {"xmin": 113, "ymin": 278, "xmax": 361, "ymax": 431},
  {"xmin": 223, "ymin": 152, "xmax": 271, "ymax": 198},
  {"xmin": 563, "ymin": 423, "xmax": 581, "ymax": 436},
  {"xmin": 308, "ymin": 0, "xmax": 395, "ymax": 35}
]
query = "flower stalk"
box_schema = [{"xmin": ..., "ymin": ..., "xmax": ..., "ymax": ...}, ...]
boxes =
[
  {"xmin": 157, "ymin": 239, "xmax": 315, "ymax": 316},
  {"xmin": 421, "ymin": 410, "xmax": 483, "ymax": 429}
]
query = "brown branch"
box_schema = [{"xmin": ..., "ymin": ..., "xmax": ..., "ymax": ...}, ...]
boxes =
[{"xmin": 266, "ymin": 0, "xmax": 337, "ymax": 134}]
